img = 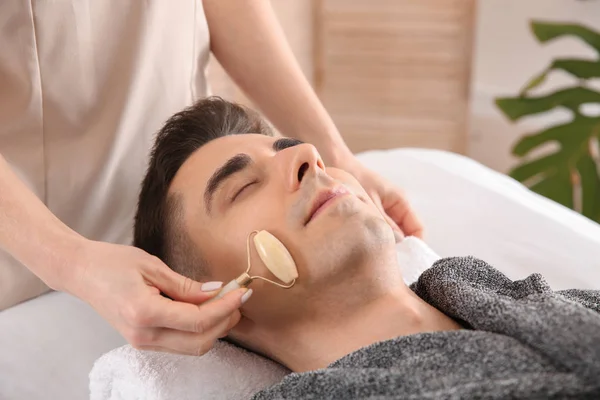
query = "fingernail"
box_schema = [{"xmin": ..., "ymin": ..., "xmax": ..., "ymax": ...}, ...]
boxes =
[
  {"xmin": 201, "ymin": 281, "xmax": 223, "ymax": 292},
  {"xmin": 241, "ymin": 289, "xmax": 253, "ymax": 304}
]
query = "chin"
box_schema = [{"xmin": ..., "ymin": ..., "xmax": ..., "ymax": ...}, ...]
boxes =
[
  {"xmin": 350, "ymin": 214, "xmax": 394, "ymax": 256},
  {"xmin": 340, "ymin": 203, "xmax": 393, "ymax": 240},
  {"xmin": 305, "ymin": 213, "xmax": 393, "ymax": 282}
]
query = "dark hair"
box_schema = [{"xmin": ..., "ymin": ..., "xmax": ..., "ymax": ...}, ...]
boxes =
[{"xmin": 134, "ymin": 97, "xmax": 273, "ymax": 280}]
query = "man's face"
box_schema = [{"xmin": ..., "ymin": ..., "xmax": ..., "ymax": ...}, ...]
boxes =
[{"xmin": 169, "ymin": 134, "xmax": 393, "ymax": 328}]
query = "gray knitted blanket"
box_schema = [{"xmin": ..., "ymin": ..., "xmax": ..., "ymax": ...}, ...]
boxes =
[{"xmin": 252, "ymin": 257, "xmax": 600, "ymax": 399}]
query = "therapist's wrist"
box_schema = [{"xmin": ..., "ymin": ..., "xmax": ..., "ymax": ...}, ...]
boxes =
[
  {"xmin": 327, "ymin": 146, "xmax": 358, "ymax": 171},
  {"xmin": 316, "ymin": 136, "xmax": 354, "ymax": 168},
  {"xmin": 39, "ymin": 231, "xmax": 89, "ymax": 293}
]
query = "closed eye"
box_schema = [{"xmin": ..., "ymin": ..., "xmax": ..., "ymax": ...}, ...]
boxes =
[{"xmin": 231, "ymin": 181, "xmax": 258, "ymax": 202}]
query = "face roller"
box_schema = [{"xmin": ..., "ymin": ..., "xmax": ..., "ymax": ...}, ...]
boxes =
[{"xmin": 211, "ymin": 230, "xmax": 298, "ymax": 300}]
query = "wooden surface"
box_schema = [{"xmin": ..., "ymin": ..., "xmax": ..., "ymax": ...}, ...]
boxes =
[
  {"xmin": 315, "ymin": 0, "xmax": 474, "ymax": 154},
  {"xmin": 208, "ymin": 0, "xmax": 475, "ymax": 154}
]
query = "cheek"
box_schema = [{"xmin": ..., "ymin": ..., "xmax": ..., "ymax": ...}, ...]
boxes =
[
  {"xmin": 191, "ymin": 225, "xmax": 249, "ymax": 282},
  {"xmin": 195, "ymin": 237, "xmax": 246, "ymax": 282},
  {"xmin": 226, "ymin": 188, "xmax": 284, "ymax": 229},
  {"xmin": 206, "ymin": 197, "xmax": 284, "ymax": 279}
]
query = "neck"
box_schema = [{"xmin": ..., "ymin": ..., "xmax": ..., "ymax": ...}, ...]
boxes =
[{"xmin": 242, "ymin": 282, "xmax": 461, "ymax": 372}]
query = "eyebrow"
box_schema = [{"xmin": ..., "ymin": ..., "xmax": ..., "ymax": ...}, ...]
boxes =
[
  {"xmin": 272, "ymin": 137, "xmax": 304, "ymax": 152},
  {"xmin": 203, "ymin": 137, "xmax": 304, "ymax": 214}
]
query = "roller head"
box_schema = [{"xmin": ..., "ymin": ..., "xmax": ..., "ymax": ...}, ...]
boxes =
[{"xmin": 253, "ymin": 231, "xmax": 298, "ymax": 284}]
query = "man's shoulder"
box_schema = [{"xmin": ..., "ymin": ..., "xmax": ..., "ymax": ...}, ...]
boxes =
[{"xmin": 411, "ymin": 256, "xmax": 553, "ymax": 302}]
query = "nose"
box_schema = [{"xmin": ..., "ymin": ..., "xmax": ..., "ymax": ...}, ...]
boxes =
[{"xmin": 274, "ymin": 143, "xmax": 325, "ymax": 191}]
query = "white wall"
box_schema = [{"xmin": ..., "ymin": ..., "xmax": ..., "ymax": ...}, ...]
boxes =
[{"xmin": 469, "ymin": 0, "xmax": 600, "ymax": 173}]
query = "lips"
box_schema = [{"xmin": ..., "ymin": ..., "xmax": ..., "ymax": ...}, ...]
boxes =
[{"xmin": 305, "ymin": 187, "xmax": 350, "ymax": 224}]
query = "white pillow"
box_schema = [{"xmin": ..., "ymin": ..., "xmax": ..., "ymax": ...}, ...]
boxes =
[{"xmin": 359, "ymin": 148, "xmax": 600, "ymax": 290}]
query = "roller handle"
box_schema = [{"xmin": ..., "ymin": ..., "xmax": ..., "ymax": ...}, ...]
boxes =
[{"xmin": 211, "ymin": 279, "xmax": 242, "ymax": 302}]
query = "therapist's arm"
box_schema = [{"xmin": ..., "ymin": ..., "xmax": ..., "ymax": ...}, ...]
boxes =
[
  {"xmin": 0, "ymin": 154, "xmax": 83, "ymax": 286},
  {"xmin": 203, "ymin": 0, "xmax": 351, "ymax": 166},
  {"xmin": 0, "ymin": 153, "xmax": 246, "ymax": 355},
  {"xmin": 204, "ymin": 0, "xmax": 424, "ymax": 238}
]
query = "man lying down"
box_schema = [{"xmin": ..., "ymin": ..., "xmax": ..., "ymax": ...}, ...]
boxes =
[{"xmin": 133, "ymin": 97, "xmax": 600, "ymax": 399}]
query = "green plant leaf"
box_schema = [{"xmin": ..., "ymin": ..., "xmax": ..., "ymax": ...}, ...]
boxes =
[
  {"xmin": 496, "ymin": 87, "xmax": 600, "ymax": 121},
  {"xmin": 527, "ymin": 170, "xmax": 574, "ymax": 209},
  {"xmin": 508, "ymin": 117, "xmax": 600, "ymax": 221},
  {"xmin": 512, "ymin": 119, "xmax": 599, "ymax": 157},
  {"xmin": 551, "ymin": 59, "xmax": 600, "ymax": 79},
  {"xmin": 531, "ymin": 21, "xmax": 600, "ymax": 54},
  {"xmin": 501, "ymin": 21, "xmax": 600, "ymax": 223},
  {"xmin": 519, "ymin": 60, "xmax": 600, "ymax": 96},
  {"xmin": 510, "ymin": 153, "xmax": 562, "ymax": 182},
  {"xmin": 520, "ymin": 70, "xmax": 549, "ymax": 94},
  {"xmin": 577, "ymin": 152, "xmax": 600, "ymax": 221}
]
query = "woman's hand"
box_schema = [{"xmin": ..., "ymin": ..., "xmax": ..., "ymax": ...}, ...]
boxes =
[
  {"xmin": 60, "ymin": 239, "xmax": 249, "ymax": 356},
  {"xmin": 334, "ymin": 155, "xmax": 424, "ymax": 241}
]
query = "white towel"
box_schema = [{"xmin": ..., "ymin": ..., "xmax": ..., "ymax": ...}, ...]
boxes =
[
  {"xmin": 396, "ymin": 236, "xmax": 441, "ymax": 285},
  {"xmin": 89, "ymin": 341, "xmax": 289, "ymax": 400},
  {"xmin": 89, "ymin": 237, "xmax": 440, "ymax": 400}
]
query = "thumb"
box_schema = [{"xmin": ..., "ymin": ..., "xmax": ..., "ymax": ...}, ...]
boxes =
[
  {"xmin": 370, "ymin": 191, "xmax": 403, "ymax": 236},
  {"xmin": 145, "ymin": 260, "xmax": 220, "ymax": 304},
  {"xmin": 384, "ymin": 212, "xmax": 405, "ymax": 243}
]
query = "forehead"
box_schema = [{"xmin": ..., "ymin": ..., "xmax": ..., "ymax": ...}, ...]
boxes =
[{"xmin": 169, "ymin": 133, "xmax": 274, "ymax": 199}]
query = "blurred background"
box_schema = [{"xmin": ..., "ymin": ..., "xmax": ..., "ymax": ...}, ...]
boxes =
[{"xmin": 209, "ymin": 0, "xmax": 600, "ymax": 223}]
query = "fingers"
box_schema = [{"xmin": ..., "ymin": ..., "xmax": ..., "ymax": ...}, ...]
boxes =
[
  {"xmin": 381, "ymin": 210, "xmax": 405, "ymax": 243},
  {"xmin": 132, "ymin": 311, "xmax": 242, "ymax": 356},
  {"xmin": 223, "ymin": 309, "xmax": 243, "ymax": 334},
  {"xmin": 381, "ymin": 192, "xmax": 425, "ymax": 240},
  {"xmin": 143, "ymin": 258, "xmax": 215, "ymax": 303},
  {"xmin": 370, "ymin": 191, "xmax": 403, "ymax": 235},
  {"xmin": 385, "ymin": 213, "xmax": 404, "ymax": 237},
  {"xmin": 128, "ymin": 298, "xmax": 243, "ymax": 356},
  {"xmin": 123, "ymin": 288, "xmax": 247, "ymax": 355},
  {"xmin": 133, "ymin": 287, "xmax": 247, "ymax": 334},
  {"xmin": 401, "ymin": 209, "xmax": 424, "ymax": 239},
  {"xmin": 132, "ymin": 332, "xmax": 218, "ymax": 356}
]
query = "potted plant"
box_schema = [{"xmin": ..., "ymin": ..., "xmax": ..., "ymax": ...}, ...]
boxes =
[{"xmin": 495, "ymin": 21, "xmax": 600, "ymax": 223}]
